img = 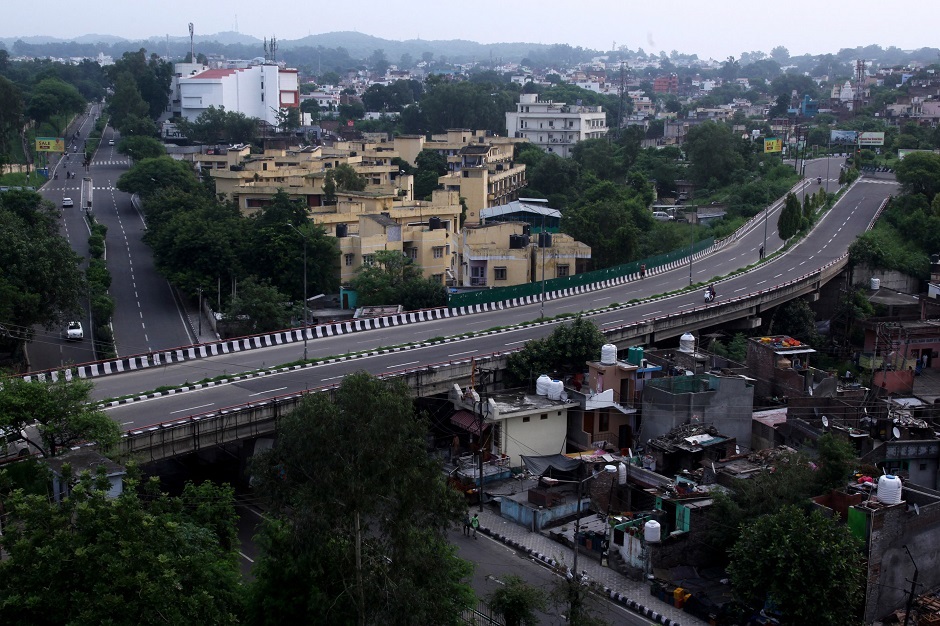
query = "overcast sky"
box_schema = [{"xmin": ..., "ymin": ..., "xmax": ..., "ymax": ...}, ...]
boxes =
[{"xmin": 4, "ymin": 0, "xmax": 937, "ymax": 61}]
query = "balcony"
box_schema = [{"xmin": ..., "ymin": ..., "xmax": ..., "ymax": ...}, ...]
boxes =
[{"xmin": 470, "ymin": 277, "xmax": 487, "ymax": 287}]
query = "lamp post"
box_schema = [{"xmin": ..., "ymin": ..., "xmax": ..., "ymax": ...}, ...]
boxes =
[
  {"xmin": 286, "ymin": 222, "xmax": 308, "ymax": 362},
  {"xmin": 539, "ymin": 214, "xmax": 548, "ymax": 319},
  {"xmin": 571, "ymin": 464, "xmax": 618, "ymax": 581}
]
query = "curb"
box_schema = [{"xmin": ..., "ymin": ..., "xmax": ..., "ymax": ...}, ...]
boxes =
[{"xmin": 478, "ymin": 525, "xmax": 682, "ymax": 626}]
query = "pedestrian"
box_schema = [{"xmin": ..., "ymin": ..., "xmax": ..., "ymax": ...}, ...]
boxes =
[
  {"xmin": 470, "ymin": 513, "xmax": 479, "ymax": 539},
  {"xmin": 463, "ymin": 512, "xmax": 472, "ymax": 537},
  {"xmin": 759, "ymin": 245, "xmax": 764, "ymax": 260},
  {"xmin": 640, "ymin": 264, "xmax": 646, "ymax": 279}
]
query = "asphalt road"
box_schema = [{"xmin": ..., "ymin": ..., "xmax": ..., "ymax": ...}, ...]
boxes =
[
  {"xmin": 450, "ymin": 527, "xmax": 651, "ymax": 625},
  {"xmin": 29, "ymin": 107, "xmax": 194, "ymax": 371},
  {"xmin": 94, "ymin": 166, "xmax": 897, "ymax": 431}
]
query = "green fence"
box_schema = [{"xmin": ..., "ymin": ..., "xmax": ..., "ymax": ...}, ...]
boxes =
[{"xmin": 448, "ymin": 237, "xmax": 714, "ymax": 309}]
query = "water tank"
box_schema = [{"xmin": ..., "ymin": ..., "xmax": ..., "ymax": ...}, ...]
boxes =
[
  {"xmin": 877, "ymin": 474, "xmax": 903, "ymax": 505},
  {"xmin": 600, "ymin": 344, "xmax": 617, "ymax": 365},
  {"xmin": 618, "ymin": 462, "xmax": 627, "ymax": 485},
  {"xmin": 538, "ymin": 232, "xmax": 552, "ymax": 248},
  {"xmin": 627, "ymin": 346, "xmax": 644, "ymax": 365},
  {"xmin": 679, "ymin": 332, "xmax": 695, "ymax": 353},
  {"xmin": 644, "ymin": 520, "xmax": 661, "ymax": 543},
  {"xmin": 547, "ymin": 379, "xmax": 564, "ymax": 400},
  {"xmin": 336, "ymin": 223, "xmax": 348, "ymax": 238},
  {"xmin": 428, "ymin": 216, "xmax": 442, "ymax": 230},
  {"xmin": 509, "ymin": 234, "xmax": 524, "ymax": 249},
  {"xmin": 535, "ymin": 374, "xmax": 552, "ymax": 396},
  {"xmin": 870, "ymin": 277, "xmax": 881, "ymax": 290}
]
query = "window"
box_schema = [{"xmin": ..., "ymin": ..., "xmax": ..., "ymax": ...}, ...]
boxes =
[
  {"xmin": 548, "ymin": 120, "xmax": 554, "ymax": 127},
  {"xmin": 344, "ymin": 253, "xmax": 355, "ymax": 266},
  {"xmin": 599, "ymin": 411, "xmax": 609, "ymax": 433},
  {"xmin": 433, "ymin": 247, "xmax": 444, "ymax": 258},
  {"xmin": 362, "ymin": 254, "xmax": 375, "ymax": 266},
  {"xmin": 557, "ymin": 264, "xmax": 570, "ymax": 277},
  {"xmin": 408, "ymin": 248, "xmax": 417, "ymax": 259},
  {"xmin": 522, "ymin": 416, "xmax": 530, "ymax": 423},
  {"xmin": 540, "ymin": 413, "xmax": 548, "ymax": 420},
  {"xmin": 494, "ymin": 267, "xmax": 507, "ymax": 281}
]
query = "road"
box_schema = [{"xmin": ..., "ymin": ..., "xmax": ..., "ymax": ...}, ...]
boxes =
[
  {"xmin": 29, "ymin": 106, "xmax": 194, "ymax": 371},
  {"xmin": 449, "ymin": 527, "xmax": 651, "ymax": 625},
  {"xmin": 94, "ymin": 168, "xmax": 898, "ymax": 431}
]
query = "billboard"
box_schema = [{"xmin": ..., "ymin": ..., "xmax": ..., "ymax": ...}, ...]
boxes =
[
  {"xmin": 858, "ymin": 132, "xmax": 886, "ymax": 146},
  {"xmin": 764, "ymin": 138, "xmax": 782, "ymax": 153},
  {"xmin": 830, "ymin": 130, "xmax": 858, "ymax": 145},
  {"xmin": 36, "ymin": 137, "xmax": 65, "ymax": 152}
]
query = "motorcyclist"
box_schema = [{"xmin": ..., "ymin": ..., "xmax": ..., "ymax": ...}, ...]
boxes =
[{"xmin": 705, "ymin": 284, "xmax": 717, "ymax": 302}]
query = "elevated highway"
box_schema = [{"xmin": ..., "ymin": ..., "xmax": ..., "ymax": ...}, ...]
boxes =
[{"xmin": 103, "ymin": 172, "xmax": 897, "ymax": 462}]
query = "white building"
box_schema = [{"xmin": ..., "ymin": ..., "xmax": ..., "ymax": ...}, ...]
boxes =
[
  {"xmin": 506, "ymin": 93, "xmax": 608, "ymax": 158},
  {"xmin": 177, "ymin": 62, "xmax": 299, "ymax": 127}
]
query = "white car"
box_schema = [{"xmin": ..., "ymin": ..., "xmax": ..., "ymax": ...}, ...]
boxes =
[
  {"xmin": 652, "ymin": 211, "xmax": 675, "ymax": 222},
  {"xmin": 108, "ymin": 139, "xmax": 115, "ymax": 146},
  {"xmin": 65, "ymin": 321, "xmax": 84, "ymax": 341},
  {"xmin": 62, "ymin": 197, "xmax": 74, "ymax": 208}
]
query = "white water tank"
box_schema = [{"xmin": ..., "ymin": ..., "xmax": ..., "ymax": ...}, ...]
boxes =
[
  {"xmin": 679, "ymin": 332, "xmax": 695, "ymax": 353},
  {"xmin": 870, "ymin": 277, "xmax": 881, "ymax": 290},
  {"xmin": 600, "ymin": 343, "xmax": 618, "ymax": 365},
  {"xmin": 644, "ymin": 520, "xmax": 662, "ymax": 543},
  {"xmin": 547, "ymin": 379, "xmax": 564, "ymax": 400},
  {"xmin": 618, "ymin": 462, "xmax": 627, "ymax": 485},
  {"xmin": 536, "ymin": 374, "xmax": 552, "ymax": 396},
  {"xmin": 877, "ymin": 474, "xmax": 902, "ymax": 505}
]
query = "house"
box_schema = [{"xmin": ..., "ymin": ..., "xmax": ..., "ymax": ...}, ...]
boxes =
[
  {"xmin": 746, "ymin": 334, "xmax": 827, "ymax": 401},
  {"xmin": 44, "ymin": 449, "xmax": 126, "ymax": 502},
  {"xmin": 653, "ymin": 74, "xmax": 679, "ymax": 95},
  {"xmin": 506, "ymin": 94, "xmax": 608, "ymax": 158},
  {"xmin": 460, "ymin": 221, "xmax": 591, "ymax": 288}
]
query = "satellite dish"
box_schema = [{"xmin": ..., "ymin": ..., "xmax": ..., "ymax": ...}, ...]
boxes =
[
  {"xmin": 893, "ymin": 426, "xmax": 902, "ymax": 440},
  {"xmin": 821, "ymin": 416, "xmax": 829, "ymax": 428}
]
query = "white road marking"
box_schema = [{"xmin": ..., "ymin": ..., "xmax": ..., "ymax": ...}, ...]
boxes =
[
  {"xmin": 249, "ymin": 387, "xmax": 287, "ymax": 397},
  {"xmin": 505, "ymin": 340, "xmax": 528, "ymax": 345},
  {"xmin": 170, "ymin": 403, "xmax": 214, "ymax": 415},
  {"xmin": 388, "ymin": 361, "xmax": 419, "ymax": 368},
  {"xmin": 448, "ymin": 350, "xmax": 478, "ymax": 357}
]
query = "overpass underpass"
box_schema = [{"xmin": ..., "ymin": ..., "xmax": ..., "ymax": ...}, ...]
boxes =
[{"xmin": 116, "ymin": 250, "xmax": 856, "ymax": 464}]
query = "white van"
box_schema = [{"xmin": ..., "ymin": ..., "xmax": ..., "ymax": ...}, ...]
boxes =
[{"xmin": 652, "ymin": 211, "xmax": 675, "ymax": 222}]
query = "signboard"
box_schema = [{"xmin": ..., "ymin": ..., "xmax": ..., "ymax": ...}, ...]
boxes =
[
  {"xmin": 830, "ymin": 130, "xmax": 858, "ymax": 145},
  {"xmin": 35, "ymin": 137, "xmax": 65, "ymax": 152},
  {"xmin": 858, "ymin": 131, "xmax": 886, "ymax": 146},
  {"xmin": 763, "ymin": 138, "xmax": 782, "ymax": 153}
]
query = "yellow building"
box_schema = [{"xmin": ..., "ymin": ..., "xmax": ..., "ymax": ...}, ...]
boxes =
[
  {"xmin": 394, "ymin": 129, "xmax": 527, "ymax": 225},
  {"xmin": 311, "ymin": 189, "xmax": 463, "ymax": 286},
  {"xmin": 461, "ymin": 222, "xmax": 591, "ymax": 288}
]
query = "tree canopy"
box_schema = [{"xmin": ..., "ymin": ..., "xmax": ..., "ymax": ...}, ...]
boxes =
[
  {"xmin": 0, "ymin": 470, "xmax": 245, "ymax": 624},
  {"xmin": 249, "ymin": 372, "xmax": 473, "ymax": 625},
  {"xmin": 0, "ymin": 377, "xmax": 119, "ymax": 457},
  {"xmin": 505, "ymin": 316, "xmax": 605, "ymax": 385},
  {"xmin": 350, "ymin": 249, "xmax": 447, "ymax": 310}
]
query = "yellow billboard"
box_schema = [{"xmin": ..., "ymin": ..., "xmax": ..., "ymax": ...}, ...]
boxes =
[
  {"xmin": 763, "ymin": 138, "xmax": 782, "ymax": 153},
  {"xmin": 36, "ymin": 137, "xmax": 65, "ymax": 152}
]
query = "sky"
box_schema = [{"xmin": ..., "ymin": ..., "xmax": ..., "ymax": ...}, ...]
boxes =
[{"xmin": 3, "ymin": 0, "xmax": 938, "ymax": 61}]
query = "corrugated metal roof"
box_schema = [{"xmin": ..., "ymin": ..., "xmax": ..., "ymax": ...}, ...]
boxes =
[{"xmin": 481, "ymin": 199, "xmax": 561, "ymax": 220}]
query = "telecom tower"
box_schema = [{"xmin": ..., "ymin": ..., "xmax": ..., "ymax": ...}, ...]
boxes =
[{"xmin": 854, "ymin": 59, "xmax": 866, "ymax": 114}]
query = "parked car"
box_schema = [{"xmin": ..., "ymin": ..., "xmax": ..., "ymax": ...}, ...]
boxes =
[
  {"xmin": 65, "ymin": 321, "xmax": 83, "ymax": 340},
  {"xmin": 108, "ymin": 139, "xmax": 114, "ymax": 146},
  {"xmin": 652, "ymin": 211, "xmax": 675, "ymax": 222},
  {"xmin": 62, "ymin": 197, "xmax": 74, "ymax": 208}
]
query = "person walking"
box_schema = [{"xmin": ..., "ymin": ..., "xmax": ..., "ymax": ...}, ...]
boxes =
[
  {"xmin": 759, "ymin": 245, "xmax": 764, "ymax": 260},
  {"xmin": 470, "ymin": 513, "xmax": 480, "ymax": 539},
  {"xmin": 463, "ymin": 512, "xmax": 472, "ymax": 537}
]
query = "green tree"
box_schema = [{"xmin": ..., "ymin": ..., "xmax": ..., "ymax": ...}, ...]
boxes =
[
  {"xmin": 106, "ymin": 49, "xmax": 172, "ymax": 120},
  {"xmin": 351, "ymin": 249, "xmax": 446, "ymax": 309},
  {"xmin": 894, "ymin": 150, "xmax": 940, "ymax": 202},
  {"xmin": 0, "ymin": 470, "xmax": 245, "ymax": 624},
  {"xmin": 0, "ymin": 76, "xmax": 24, "ymax": 164},
  {"xmin": 727, "ymin": 505, "xmax": 864, "ymax": 624},
  {"xmin": 413, "ymin": 149, "xmax": 448, "ymax": 200},
  {"xmin": 505, "ymin": 316, "xmax": 605, "ymax": 385},
  {"xmin": 683, "ymin": 122, "xmax": 745, "ymax": 187},
  {"xmin": 26, "ymin": 77, "xmax": 86, "ymax": 135},
  {"xmin": 0, "ymin": 189, "xmax": 85, "ymax": 340},
  {"xmin": 777, "ymin": 192, "xmax": 802, "ymax": 240},
  {"xmin": 0, "ymin": 377, "xmax": 119, "ymax": 457},
  {"xmin": 116, "ymin": 156, "xmax": 201, "ymax": 198},
  {"xmin": 487, "ymin": 575, "xmax": 547, "ymax": 626},
  {"xmin": 770, "ymin": 297, "xmax": 819, "ymax": 344},
  {"xmin": 117, "ymin": 135, "xmax": 165, "ymax": 161},
  {"xmin": 224, "ymin": 275, "xmax": 292, "ymax": 334},
  {"xmin": 248, "ymin": 372, "xmax": 473, "ymax": 625},
  {"xmin": 107, "ymin": 72, "xmax": 150, "ymax": 133},
  {"xmin": 814, "ymin": 433, "xmax": 856, "ymax": 493}
]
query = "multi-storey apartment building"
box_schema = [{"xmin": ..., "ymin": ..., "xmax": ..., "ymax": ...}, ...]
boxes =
[
  {"xmin": 505, "ymin": 93, "xmax": 608, "ymax": 158},
  {"xmin": 176, "ymin": 61, "xmax": 299, "ymax": 127}
]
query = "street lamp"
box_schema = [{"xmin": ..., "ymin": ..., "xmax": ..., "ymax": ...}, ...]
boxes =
[
  {"xmin": 286, "ymin": 222, "xmax": 308, "ymax": 362},
  {"xmin": 571, "ymin": 464, "xmax": 618, "ymax": 581}
]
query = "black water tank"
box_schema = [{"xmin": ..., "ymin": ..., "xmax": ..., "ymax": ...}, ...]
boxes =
[
  {"xmin": 538, "ymin": 232, "xmax": 552, "ymax": 248},
  {"xmin": 429, "ymin": 216, "xmax": 442, "ymax": 230},
  {"xmin": 509, "ymin": 234, "xmax": 523, "ymax": 249},
  {"xmin": 336, "ymin": 223, "xmax": 348, "ymax": 237}
]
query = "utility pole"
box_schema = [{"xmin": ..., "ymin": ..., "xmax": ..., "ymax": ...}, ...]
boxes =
[
  {"xmin": 286, "ymin": 223, "xmax": 309, "ymax": 361},
  {"xmin": 903, "ymin": 545, "xmax": 919, "ymax": 626}
]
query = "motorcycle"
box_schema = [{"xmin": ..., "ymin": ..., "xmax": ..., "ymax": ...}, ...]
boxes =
[{"xmin": 704, "ymin": 289, "xmax": 717, "ymax": 303}]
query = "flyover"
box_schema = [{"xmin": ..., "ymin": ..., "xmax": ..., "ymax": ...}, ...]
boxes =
[{"xmin": 102, "ymin": 171, "xmax": 897, "ymax": 462}]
